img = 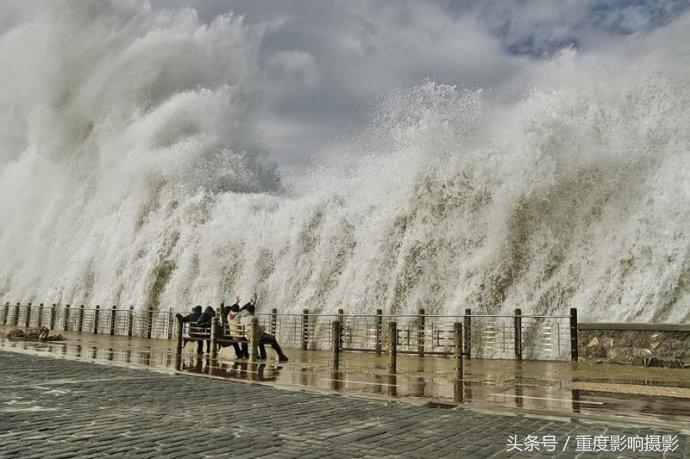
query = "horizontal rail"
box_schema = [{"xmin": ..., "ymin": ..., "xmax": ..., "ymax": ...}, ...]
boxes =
[
  {"xmin": 1, "ymin": 301, "xmax": 578, "ymax": 362},
  {"xmin": 251, "ymin": 313, "xmax": 571, "ymax": 319}
]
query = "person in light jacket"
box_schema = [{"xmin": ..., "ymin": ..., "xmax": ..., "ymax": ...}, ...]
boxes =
[
  {"xmin": 226, "ymin": 298, "xmax": 249, "ymax": 359},
  {"xmin": 239, "ymin": 293, "xmax": 289, "ymax": 362}
]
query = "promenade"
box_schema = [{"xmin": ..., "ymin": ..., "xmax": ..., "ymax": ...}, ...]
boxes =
[
  {"xmin": 1, "ymin": 330, "xmax": 689, "ymax": 457},
  {"xmin": 1, "ymin": 350, "xmax": 688, "ymax": 458}
]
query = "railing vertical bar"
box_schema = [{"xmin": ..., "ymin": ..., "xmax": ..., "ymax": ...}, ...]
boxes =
[
  {"xmin": 463, "ymin": 308, "xmax": 472, "ymax": 359},
  {"xmin": 25, "ymin": 303, "xmax": 32, "ymax": 328},
  {"xmin": 128, "ymin": 306, "xmax": 134, "ymax": 337},
  {"xmin": 94, "ymin": 305, "xmax": 100, "ymax": 335},
  {"xmin": 570, "ymin": 308, "xmax": 578, "ymax": 362},
  {"xmin": 49, "ymin": 304, "xmax": 56, "ymax": 330},
  {"xmin": 2, "ymin": 302, "xmax": 9, "ymax": 326},
  {"xmin": 63, "ymin": 304, "xmax": 71, "ymax": 331},
  {"xmin": 78, "ymin": 305, "xmax": 84, "ymax": 333},
  {"xmin": 167, "ymin": 308, "xmax": 174, "ymax": 340},
  {"xmin": 417, "ymin": 308, "xmax": 425, "ymax": 357},
  {"xmin": 514, "ymin": 308, "xmax": 522, "ymax": 361},
  {"xmin": 388, "ymin": 321, "xmax": 397, "ymax": 372},
  {"xmin": 110, "ymin": 306, "xmax": 117, "ymax": 336},
  {"xmin": 14, "ymin": 303, "xmax": 20, "ymax": 327}
]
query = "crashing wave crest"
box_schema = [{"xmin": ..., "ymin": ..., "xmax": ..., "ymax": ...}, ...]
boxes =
[{"xmin": 0, "ymin": 2, "xmax": 688, "ymax": 323}]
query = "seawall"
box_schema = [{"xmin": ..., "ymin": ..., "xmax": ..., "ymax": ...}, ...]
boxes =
[{"xmin": 578, "ymin": 323, "xmax": 690, "ymax": 368}]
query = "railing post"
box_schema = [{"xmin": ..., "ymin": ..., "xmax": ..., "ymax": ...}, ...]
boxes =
[
  {"xmin": 514, "ymin": 308, "xmax": 522, "ymax": 360},
  {"xmin": 454, "ymin": 322, "xmax": 464, "ymax": 378},
  {"xmin": 570, "ymin": 308, "xmax": 578, "ymax": 362},
  {"xmin": 332, "ymin": 320, "xmax": 341, "ymax": 370},
  {"xmin": 110, "ymin": 306, "xmax": 117, "ymax": 336},
  {"xmin": 174, "ymin": 315, "xmax": 183, "ymax": 370},
  {"xmin": 128, "ymin": 306, "xmax": 134, "ymax": 337},
  {"xmin": 464, "ymin": 308, "xmax": 472, "ymax": 359},
  {"xmin": 49, "ymin": 304, "xmax": 56, "ymax": 330},
  {"xmin": 37, "ymin": 303, "xmax": 44, "ymax": 327},
  {"xmin": 167, "ymin": 308, "xmax": 174, "ymax": 340},
  {"xmin": 63, "ymin": 304, "xmax": 71, "ymax": 331},
  {"xmin": 388, "ymin": 321, "xmax": 397, "ymax": 372},
  {"xmin": 301, "ymin": 309, "xmax": 309, "ymax": 350},
  {"xmin": 249, "ymin": 317, "xmax": 259, "ymax": 360},
  {"xmin": 417, "ymin": 308, "xmax": 425, "ymax": 357},
  {"xmin": 25, "ymin": 303, "xmax": 32, "ymax": 328},
  {"xmin": 210, "ymin": 316, "xmax": 219, "ymax": 360},
  {"xmin": 337, "ymin": 308, "xmax": 344, "ymax": 349},
  {"xmin": 94, "ymin": 305, "xmax": 100, "ymax": 335},
  {"xmin": 78, "ymin": 305, "xmax": 84, "ymax": 333},
  {"xmin": 146, "ymin": 308, "xmax": 153, "ymax": 339},
  {"xmin": 3, "ymin": 302, "xmax": 9, "ymax": 326},
  {"xmin": 270, "ymin": 308, "xmax": 277, "ymax": 335},
  {"xmin": 36, "ymin": 303, "xmax": 43, "ymax": 328},
  {"xmin": 14, "ymin": 302, "xmax": 20, "ymax": 326},
  {"xmin": 375, "ymin": 309, "xmax": 383, "ymax": 354}
]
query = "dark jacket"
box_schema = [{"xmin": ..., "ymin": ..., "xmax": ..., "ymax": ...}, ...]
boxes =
[
  {"xmin": 195, "ymin": 306, "xmax": 216, "ymax": 326},
  {"xmin": 180, "ymin": 305, "xmax": 203, "ymax": 323},
  {"xmin": 239, "ymin": 302, "xmax": 255, "ymax": 315}
]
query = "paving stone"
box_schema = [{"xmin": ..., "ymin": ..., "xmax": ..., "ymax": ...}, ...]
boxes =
[{"xmin": 0, "ymin": 350, "xmax": 688, "ymax": 458}]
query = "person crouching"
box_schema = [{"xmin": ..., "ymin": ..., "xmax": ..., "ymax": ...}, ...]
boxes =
[{"xmin": 239, "ymin": 293, "xmax": 289, "ymax": 362}]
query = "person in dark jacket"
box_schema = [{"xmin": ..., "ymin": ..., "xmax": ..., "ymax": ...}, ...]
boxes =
[
  {"xmin": 188, "ymin": 306, "xmax": 216, "ymax": 354},
  {"xmin": 219, "ymin": 300, "xmax": 234, "ymax": 327},
  {"xmin": 259, "ymin": 331, "xmax": 288, "ymax": 362},
  {"xmin": 195, "ymin": 306, "xmax": 216, "ymax": 327},
  {"xmin": 176, "ymin": 305, "xmax": 204, "ymax": 353},
  {"xmin": 239, "ymin": 293, "xmax": 288, "ymax": 362},
  {"xmin": 176, "ymin": 305, "xmax": 202, "ymax": 323}
]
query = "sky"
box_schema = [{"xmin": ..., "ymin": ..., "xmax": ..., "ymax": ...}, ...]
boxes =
[{"xmin": 141, "ymin": 0, "xmax": 690, "ymax": 172}]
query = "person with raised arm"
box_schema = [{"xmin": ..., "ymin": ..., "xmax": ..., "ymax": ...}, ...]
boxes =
[{"xmin": 226, "ymin": 296, "xmax": 249, "ymax": 358}]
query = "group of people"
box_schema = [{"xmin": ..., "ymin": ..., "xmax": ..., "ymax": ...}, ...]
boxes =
[{"xmin": 177, "ymin": 293, "xmax": 289, "ymax": 362}]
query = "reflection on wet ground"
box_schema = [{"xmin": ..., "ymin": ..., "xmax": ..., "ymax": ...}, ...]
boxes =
[{"xmin": 1, "ymin": 327, "xmax": 689, "ymax": 433}]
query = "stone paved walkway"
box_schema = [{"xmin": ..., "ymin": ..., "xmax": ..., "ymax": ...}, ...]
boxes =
[{"xmin": 0, "ymin": 351, "xmax": 687, "ymax": 458}]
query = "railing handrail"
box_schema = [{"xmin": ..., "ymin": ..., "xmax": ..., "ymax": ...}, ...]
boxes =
[
  {"xmin": 0, "ymin": 301, "xmax": 571, "ymax": 320},
  {"xmin": 0, "ymin": 303, "xmax": 572, "ymax": 320},
  {"xmin": 252, "ymin": 312, "xmax": 571, "ymax": 320}
]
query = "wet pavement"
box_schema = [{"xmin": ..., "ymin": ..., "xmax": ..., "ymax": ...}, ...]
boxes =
[
  {"xmin": 1, "ymin": 326, "xmax": 690, "ymax": 436},
  {"xmin": 3, "ymin": 350, "xmax": 688, "ymax": 458}
]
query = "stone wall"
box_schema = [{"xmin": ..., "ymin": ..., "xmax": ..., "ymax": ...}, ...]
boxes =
[{"xmin": 578, "ymin": 323, "xmax": 690, "ymax": 368}]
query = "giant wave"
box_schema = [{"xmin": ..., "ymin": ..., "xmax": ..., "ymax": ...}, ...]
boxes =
[{"xmin": 0, "ymin": 2, "xmax": 688, "ymax": 322}]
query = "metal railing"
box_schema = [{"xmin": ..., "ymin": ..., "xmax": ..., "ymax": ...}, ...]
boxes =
[
  {"xmin": 1, "ymin": 301, "xmax": 578, "ymax": 361},
  {"xmin": 258, "ymin": 310, "xmax": 574, "ymax": 361},
  {"xmin": 1, "ymin": 302, "xmax": 176, "ymax": 340}
]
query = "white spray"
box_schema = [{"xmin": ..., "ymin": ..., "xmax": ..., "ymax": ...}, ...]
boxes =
[{"xmin": 0, "ymin": 3, "xmax": 688, "ymax": 323}]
